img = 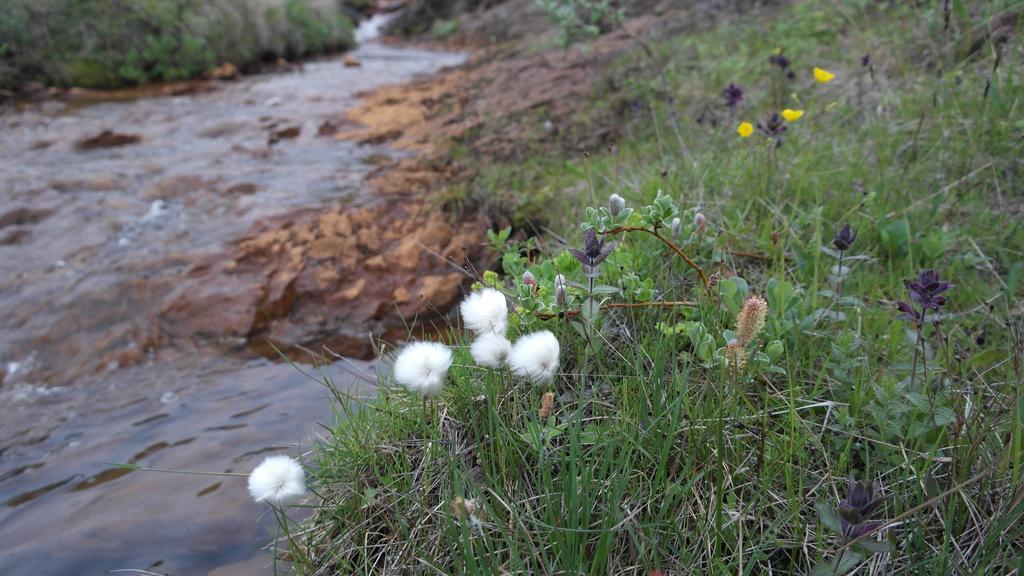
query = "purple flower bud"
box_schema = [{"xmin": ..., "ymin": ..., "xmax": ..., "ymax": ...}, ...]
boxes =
[
  {"xmin": 833, "ymin": 223, "xmax": 856, "ymax": 251},
  {"xmin": 522, "ymin": 270, "xmax": 536, "ymax": 287},
  {"xmin": 722, "ymin": 83, "xmax": 744, "ymax": 108},
  {"xmin": 569, "ymin": 228, "xmax": 615, "ymax": 278},
  {"xmin": 836, "ymin": 477, "xmax": 886, "ymax": 542},
  {"xmin": 769, "ymin": 52, "xmax": 790, "ymax": 70},
  {"xmin": 758, "ymin": 113, "xmax": 788, "ymax": 138},
  {"xmin": 895, "ymin": 301, "xmax": 919, "ymax": 321},
  {"xmin": 694, "ymin": 212, "xmax": 706, "ymax": 233}
]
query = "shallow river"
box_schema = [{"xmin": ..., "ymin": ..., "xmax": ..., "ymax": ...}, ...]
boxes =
[{"xmin": 0, "ymin": 18, "xmax": 463, "ymax": 575}]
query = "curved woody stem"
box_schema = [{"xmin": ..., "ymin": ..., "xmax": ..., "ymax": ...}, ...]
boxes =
[
  {"xmin": 603, "ymin": 226, "xmax": 710, "ymax": 292},
  {"xmin": 535, "ymin": 300, "xmax": 698, "ymax": 321}
]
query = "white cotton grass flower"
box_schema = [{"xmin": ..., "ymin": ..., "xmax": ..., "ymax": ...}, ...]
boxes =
[
  {"xmin": 393, "ymin": 341, "xmax": 452, "ymax": 398},
  {"xmin": 460, "ymin": 288, "xmax": 508, "ymax": 336},
  {"xmin": 470, "ymin": 332, "xmax": 512, "ymax": 369},
  {"xmin": 248, "ymin": 455, "xmax": 306, "ymax": 506},
  {"xmin": 508, "ymin": 330, "xmax": 561, "ymax": 385}
]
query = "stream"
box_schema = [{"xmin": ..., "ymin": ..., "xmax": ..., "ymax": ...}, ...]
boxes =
[{"xmin": 0, "ymin": 16, "xmax": 463, "ymax": 575}]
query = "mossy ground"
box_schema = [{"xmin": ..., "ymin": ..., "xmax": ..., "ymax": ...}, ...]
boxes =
[{"xmin": 287, "ymin": 1, "xmax": 1023, "ymax": 573}]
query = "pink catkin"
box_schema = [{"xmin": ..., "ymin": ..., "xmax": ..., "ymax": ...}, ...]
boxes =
[{"xmin": 736, "ymin": 295, "xmax": 768, "ymax": 345}]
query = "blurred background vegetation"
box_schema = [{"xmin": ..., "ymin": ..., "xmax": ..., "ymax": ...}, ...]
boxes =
[{"xmin": 0, "ymin": 0, "xmax": 363, "ymax": 90}]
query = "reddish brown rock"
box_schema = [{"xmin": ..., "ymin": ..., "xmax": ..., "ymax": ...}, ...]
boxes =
[
  {"xmin": 206, "ymin": 62, "xmax": 239, "ymax": 81},
  {"xmin": 268, "ymin": 125, "xmax": 301, "ymax": 145},
  {"xmin": 159, "ymin": 201, "xmax": 491, "ymax": 358},
  {"xmin": 48, "ymin": 175, "xmax": 125, "ymax": 192},
  {"xmin": 75, "ymin": 130, "xmax": 142, "ymax": 150}
]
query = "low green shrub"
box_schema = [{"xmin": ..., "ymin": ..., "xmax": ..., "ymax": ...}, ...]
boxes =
[{"xmin": 0, "ymin": 0, "xmax": 356, "ymax": 90}]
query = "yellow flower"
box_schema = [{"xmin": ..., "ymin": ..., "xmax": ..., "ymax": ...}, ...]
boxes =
[
  {"xmin": 813, "ymin": 67, "xmax": 835, "ymax": 83},
  {"xmin": 737, "ymin": 121, "xmax": 754, "ymax": 138},
  {"xmin": 782, "ymin": 109, "xmax": 804, "ymax": 122}
]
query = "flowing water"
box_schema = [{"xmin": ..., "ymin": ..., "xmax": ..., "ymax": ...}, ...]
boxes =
[{"xmin": 0, "ymin": 17, "xmax": 463, "ymax": 575}]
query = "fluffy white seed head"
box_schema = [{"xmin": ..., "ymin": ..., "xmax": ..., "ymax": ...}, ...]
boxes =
[
  {"xmin": 508, "ymin": 330, "xmax": 560, "ymax": 385},
  {"xmin": 460, "ymin": 288, "xmax": 508, "ymax": 336},
  {"xmin": 470, "ymin": 333, "xmax": 512, "ymax": 368},
  {"xmin": 248, "ymin": 455, "xmax": 306, "ymax": 505},
  {"xmin": 394, "ymin": 341, "xmax": 452, "ymax": 398}
]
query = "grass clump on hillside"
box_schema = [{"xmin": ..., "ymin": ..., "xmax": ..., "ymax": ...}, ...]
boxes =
[
  {"xmin": 248, "ymin": 1, "xmax": 1023, "ymax": 573},
  {"xmin": 0, "ymin": 0, "xmax": 356, "ymax": 90}
]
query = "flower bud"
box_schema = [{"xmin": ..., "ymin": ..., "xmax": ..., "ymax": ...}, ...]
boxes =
[
  {"xmin": 725, "ymin": 339, "xmax": 747, "ymax": 371},
  {"xmin": 554, "ymin": 274, "xmax": 567, "ymax": 307},
  {"xmin": 706, "ymin": 271, "xmax": 721, "ymax": 291},
  {"xmin": 539, "ymin": 391, "xmax": 555, "ymax": 419},
  {"xmin": 832, "ymin": 223, "xmax": 856, "ymax": 251},
  {"xmin": 522, "ymin": 270, "xmax": 536, "ymax": 288},
  {"xmin": 670, "ymin": 217, "xmax": 682, "ymax": 238},
  {"xmin": 694, "ymin": 212, "xmax": 707, "ymax": 234},
  {"xmin": 609, "ymin": 194, "xmax": 625, "ymax": 217}
]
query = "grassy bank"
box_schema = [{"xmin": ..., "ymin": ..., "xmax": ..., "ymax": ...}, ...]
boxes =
[
  {"xmin": 0, "ymin": 0, "xmax": 357, "ymax": 91},
  {"xmin": 281, "ymin": 0, "xmax": 1022, "ymax": 573}
]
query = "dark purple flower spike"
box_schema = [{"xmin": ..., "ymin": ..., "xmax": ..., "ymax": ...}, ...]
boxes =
[
  {"xmin": 769, "ymin": 52, "xmax": 790, "ymax": 70},
  {"xmin": 896, "ymin": 269, "xmax": 953, "ymax": 323},
  {"xmin": 838, "ymin": 477, "xmax": 886, "ymax": 541},
  {"xmin": 833, "ymin": 223, "xmax": 856, "ymax": 251},
  {"xmin": 757, "ymin": 113, "xmax": 788, "ymax": 138},
  {"xmin": 769, "ymin": 51, "xmax": 796, "ymax": 79},
  {"xmin": 570, "ymin": 228, "xmax": 615, "ymax": 277},
  {"xmin": 905, "ymin": 269, "xmax": 953, "ymax": 310},
  {"xmin": 722, "ymin": 83, "xmax": 744, "ymax": 108}
]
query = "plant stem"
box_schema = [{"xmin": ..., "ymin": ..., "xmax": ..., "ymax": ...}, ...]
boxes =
[
  {"xmin": 535, "ymin": 300, "xmax": 698, "ymax": 320},
  {"xmin": 837, "ymin": 250, "xmax": 846, "ymax": 300},
  {"xmin": 910, "ymin": 320, "xmax": 922, "ymax": 390},
  {"xmin": 109, "ymin": 464, "xmax": 249, "ymax": 477}
]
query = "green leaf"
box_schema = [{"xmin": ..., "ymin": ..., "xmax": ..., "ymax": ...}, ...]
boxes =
[
  {"xmin": 815, "ymin": 501, "xmax": 843, "ymax": 535},
  {"xmin": 920, "ymin": 229, "xmax": 947, "ymax": 261},
  {"xmin": 766, "ymin": 278, "xmax": 796, "ymax": 312},
  {"xmin": 811, "ymin": 550, "xmax": 864, "ymax": 575},
  {"xmin": 854, "ymin": 538, "xmax": 893, "ymax": 554},
  {"xmin": 965, "ymin": 348, "xmax": 1010, "ymax": 370},
  {"xmin": 880, "ymin": 219, "xmax": 910, "ymax": 257}
]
